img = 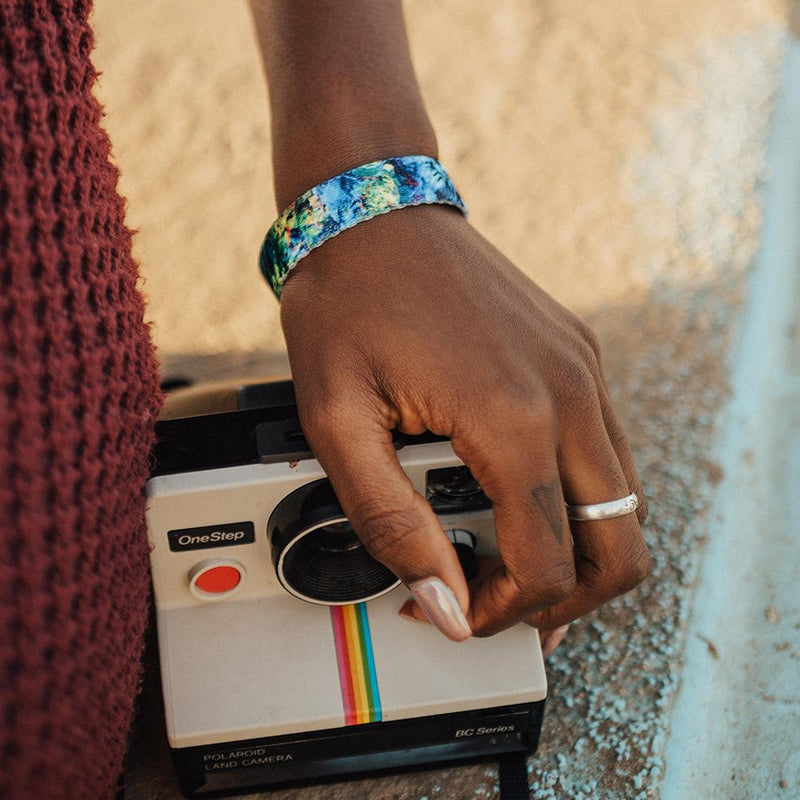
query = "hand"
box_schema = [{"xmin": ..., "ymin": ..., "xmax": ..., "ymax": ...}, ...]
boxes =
[{"xmin": 280, "ymin": 204, "xmax": 650, "ymax": 641}]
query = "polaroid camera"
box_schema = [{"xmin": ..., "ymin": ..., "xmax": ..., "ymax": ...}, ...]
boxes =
[{"xmin": 146, "ymin": 380, "xmax": 547, "ymax": 797}]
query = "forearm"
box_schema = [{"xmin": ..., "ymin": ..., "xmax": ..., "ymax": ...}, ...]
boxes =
[{"xmin": 249, "ymin": 0, "xmax": 438, "ymax": 208}]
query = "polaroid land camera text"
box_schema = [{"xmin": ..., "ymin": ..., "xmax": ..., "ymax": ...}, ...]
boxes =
[{"xmin": 146, "ymin": 380, "xmax": 547, "ymax": 797}]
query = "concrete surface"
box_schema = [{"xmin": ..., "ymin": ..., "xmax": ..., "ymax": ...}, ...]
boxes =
[
  {"xmin": 87, "ymin": 2, "xmax": 799, "ymax": 798},
  {"xmin": 661, "ymin": 36, "xmax": 800, "ymax": 798}
]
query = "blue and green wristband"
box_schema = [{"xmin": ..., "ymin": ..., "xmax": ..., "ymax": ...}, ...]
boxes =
[{"xmin": 259, "ymin": 155, "xmax": 467, "ymax": 299}]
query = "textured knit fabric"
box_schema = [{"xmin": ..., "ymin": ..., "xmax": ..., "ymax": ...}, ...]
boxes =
[{"xmin": 0, "ymin": 2, "xmax": 162, "ymax": 798}]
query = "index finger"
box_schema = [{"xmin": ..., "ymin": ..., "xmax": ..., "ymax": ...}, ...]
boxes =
[{"xmin": 297, "ymin": 391, "xmax": 473, "ymax": 641}]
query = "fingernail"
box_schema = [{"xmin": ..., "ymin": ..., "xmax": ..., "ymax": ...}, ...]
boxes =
[
  {"xmin": 409, "ymin": 577, "xmax": 472, "ymax": 642},
  {"xmin": 541, "ymin": 624, "xmax": 570, "ymax": 658}
]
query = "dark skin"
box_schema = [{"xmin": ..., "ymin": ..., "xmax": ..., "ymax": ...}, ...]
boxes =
[{"xmin": 250, "ymin": 0, "xmax": 650, "ymax": 642}]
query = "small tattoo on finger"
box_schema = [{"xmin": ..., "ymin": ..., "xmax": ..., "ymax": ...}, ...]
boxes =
[{"xmin": 531, "ymin": 479, "xmax": 567, "ymax": 544}]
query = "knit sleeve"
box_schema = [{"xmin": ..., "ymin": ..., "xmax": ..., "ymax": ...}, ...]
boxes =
[{"xmin": 0, "ymin": 2, "xmax": 162, "ymax": 798}]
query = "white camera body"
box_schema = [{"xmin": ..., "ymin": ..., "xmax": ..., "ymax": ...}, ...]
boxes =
[{"xmin": 146, "ymin": 381, "xmax": 546, "ymax": 797}]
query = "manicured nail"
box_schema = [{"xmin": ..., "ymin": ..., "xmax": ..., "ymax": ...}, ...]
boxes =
[
  {"xmin": 409, "ymin": 577, "xmax": 472, "ymax": 642},
  {"xmin": 541, "ymin": 624, "xmax": 570, "ymax": 658}
]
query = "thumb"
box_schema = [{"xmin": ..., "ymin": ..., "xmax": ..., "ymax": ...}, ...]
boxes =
[{"xmin": 301, "ymin": 398, "xmax": 472, "ymax": 642}]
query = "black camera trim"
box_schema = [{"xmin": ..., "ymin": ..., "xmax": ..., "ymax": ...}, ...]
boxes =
[
  {"xmin": 153, "ymin": 380, "xmax": 447, "ymax": 477},
  {"xmin": 171, "ymin": 700, "xmax": 545, "ymax": 798}
]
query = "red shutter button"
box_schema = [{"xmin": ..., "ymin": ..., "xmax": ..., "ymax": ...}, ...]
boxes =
[{"xmin": 189, "ymin": 560, "xmax": 244, "ymax": 599}]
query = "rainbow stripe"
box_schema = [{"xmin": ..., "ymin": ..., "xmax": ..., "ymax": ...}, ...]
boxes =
[{"xmin": 330, "ymin": 603, "xmax": 382, "ymax": 725}]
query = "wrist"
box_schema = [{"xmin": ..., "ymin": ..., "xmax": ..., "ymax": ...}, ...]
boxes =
[
  {"xmin": 263, "ymin": 156, "xmax": 464, "ymax": 299},
  {"xmin": 277, "ymin": 203, "xmax": 464, "ymax": 311},
  {"xmin": 271, "ymin": 117, "xmax": 438, "ymax": 210}
]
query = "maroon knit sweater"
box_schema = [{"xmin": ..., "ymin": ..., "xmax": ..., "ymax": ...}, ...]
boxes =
[{"xmin": 0, "ymin": 2, "xmax": 162, "ymax": 798}]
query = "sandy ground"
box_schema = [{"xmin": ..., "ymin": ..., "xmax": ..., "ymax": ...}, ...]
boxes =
[
  {"xmin": 93, "ymin": 0, "xmax": 784, "ymax": 358},
  {"xmin": 88, "ymin": 2, "xmax": 794, "ymax": 798}
]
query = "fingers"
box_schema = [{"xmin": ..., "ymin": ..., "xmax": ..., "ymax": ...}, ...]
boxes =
[
  {"xmin": 400, "ymin": 552, "xmax": 570, "ymax": 659},
  {"xmin": 447, "ymin": 387, "xmax": 650, "ymax": 637},
  {"xmin": 539, "ymin": 624, "xmax": 570, "ymax": 658},
  {"xmin": 524, "ymin": 406, "xmax": 651, "ymax": 630},
  {"xmin": 299, "ymin": 393, "xmax": 472, "ymax": 642},
  {"xmin": 456, "ymin": 402, "xmax": 579, "ymax": 637},
  {"xmin": 300, "ymin": 379, "xmax": 649, "ymax": 644},
  {"xmin": 597, "ymin": 384, "xmax": 649, "ymax": 525}
]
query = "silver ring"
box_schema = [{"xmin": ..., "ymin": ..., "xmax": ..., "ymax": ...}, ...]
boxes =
[{"xmin": 565, "ymin": 492, "xmax": 639, "ymax": 522}]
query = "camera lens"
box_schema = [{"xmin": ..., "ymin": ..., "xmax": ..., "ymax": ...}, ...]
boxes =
[
  {"xmin": 310, "ymin": 521, "xmax": 362, "ymax": 553},
  {"xmin": 426, "ymin": 466, "xmax": 491, "ymax": 512},
  {"xmin": 268, "ymin": 479, "xmax": 401, "ymax": 605}
]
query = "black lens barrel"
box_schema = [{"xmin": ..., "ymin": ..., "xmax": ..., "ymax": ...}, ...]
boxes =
[{"xmin": 268, "ymin": 479, "xmax": 400, "ymax": 604}]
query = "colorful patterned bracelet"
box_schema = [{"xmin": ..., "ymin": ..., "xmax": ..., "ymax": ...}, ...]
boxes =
[{"xmin": 259, "ymin": 155, "xmax": 467, "ymax": 299}]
